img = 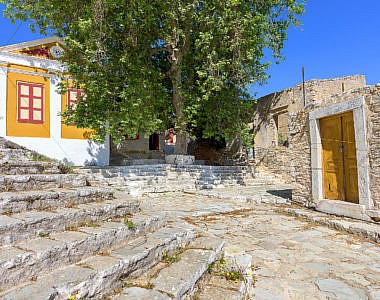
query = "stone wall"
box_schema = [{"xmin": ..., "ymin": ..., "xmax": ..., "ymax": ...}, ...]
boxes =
[
  {"xmin": 367, "ymin": 92, "xmax": 380, "ymax": 207},
  {"xmin": 189, "ymin": 138, "xmax": 247, "ymax": 166},
  {"xmin": 110, "ymin": 135, "xmax": 165, "ymax": 158},
  {"xmin": 254, "ymin": 146, "xmax": 293, "ymax": 183},
  {"xmin": 253, "ymin": 75, "xmax": 374, "ymax": 207}
]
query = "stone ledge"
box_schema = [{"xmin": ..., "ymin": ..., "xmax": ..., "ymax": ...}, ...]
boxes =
[
  {"xmin": 165, "ymin": 155, "xmax": 195, "ymax": 165},
  {"xmin": 284, "ymin": 207, "xmax": 380, "ymax": 243},
  {"xmin": 366, "ymin": 209, "xmax": 380, "ymax": 220},
  {"xmin": 316, "ymin": 199, "xmax": 371, "ymax": 221}
]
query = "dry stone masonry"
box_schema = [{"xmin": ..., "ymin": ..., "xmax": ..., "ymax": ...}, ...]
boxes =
[
  {"xmin": 0, "ymin": 137, "xmax": 260, "ymax": 299},
  {"xmin": 0, "ymin": 136, "xmax": 378, "ymax": 299},
  {"xmin": 253, "ymin": 75, "xmax": 380, "ymax": 221}
]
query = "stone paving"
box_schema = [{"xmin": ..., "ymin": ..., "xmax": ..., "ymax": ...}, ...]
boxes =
[{"xmin": 137, "ymin": 190, "xmax": 380, "ymax": 300}]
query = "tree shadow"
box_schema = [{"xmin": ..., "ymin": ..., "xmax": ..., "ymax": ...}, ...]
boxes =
[{"xmin": 267, "ymin": 188, "xmax": 293, "ymax": 200}]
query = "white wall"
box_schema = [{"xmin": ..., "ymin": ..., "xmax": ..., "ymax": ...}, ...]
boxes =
[{"xmin": 0, "ymin": 66, "xmax": 7, "ymax": 137}]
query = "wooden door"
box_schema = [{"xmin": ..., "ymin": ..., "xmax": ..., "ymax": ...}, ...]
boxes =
[
  {"xmin": 320, "ymin": 111, "xmax": 358, "ymax": 203},
  {"xmin": 342, "ymin": 112, "xmax": 358, "ymax": 203},
  {"xmin": 320, "ymin": 114, "xmax": 344, "ymax": 200}
]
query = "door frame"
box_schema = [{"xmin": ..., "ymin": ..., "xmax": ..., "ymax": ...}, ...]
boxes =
[{"xmin": 309, "ymin": 97, "xmax": 372, "ymax": 211}]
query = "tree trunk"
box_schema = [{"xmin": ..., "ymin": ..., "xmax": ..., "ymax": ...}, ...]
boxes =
[
  {"xmin": 174, "ymin": 133, "xmax": 187, "ymax": 154},
  {"xmin": 170, "ymin": 47, "xmax": 188, "ymax": 154},
  {"xmin": 172, "ymin": 79, "xmax": 188, "ymax": 154}
]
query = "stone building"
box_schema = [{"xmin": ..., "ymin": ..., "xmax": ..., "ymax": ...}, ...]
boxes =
[{"xmin": 254, "ymin": 75, "xmax": 379, "ymax": 221}]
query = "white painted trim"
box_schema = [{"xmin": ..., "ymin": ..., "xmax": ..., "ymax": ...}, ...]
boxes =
[
  {"xmin": 0, "ymin": 37, "xmax": 63, "ymax": 51},
  {"xmin": 0, "ymin": 66, "xmax": 7, "ymax": 137},
  {"xmin": 0, "ymin": 51, "xmax": 65, "ymax": 73},
  {"xmin": 4, "ymin": 67, "xmax": 54, "ymax": 78},
  {"xmin": 309, "ymin": 97, "xmax": 372, "ymax": 216}
]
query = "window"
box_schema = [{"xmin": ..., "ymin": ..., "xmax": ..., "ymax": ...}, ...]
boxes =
[
  {"xmin": 67, "ymin": 88, "xmax": 82, "ymax": 126},
  {"xmin": 17, "ymin": 82, "xmax": 44, "ymax": 124},
  {"xmin": 274, "ymin": 111, "xmax": 289, "ymax": 147},
  {"xmin": 68, "ymin": 88, "xmax": 81, "ymax": 106}
]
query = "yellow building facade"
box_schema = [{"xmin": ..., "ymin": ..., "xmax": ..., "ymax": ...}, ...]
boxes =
[{"xmin": 0, "ymin": 37, "xmax": 109, "ymax": 166}]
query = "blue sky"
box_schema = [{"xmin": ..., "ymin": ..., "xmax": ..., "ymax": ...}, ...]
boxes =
[{"xmin": 1, "ymin": 1, "xmax": 379, "ymax": 98}]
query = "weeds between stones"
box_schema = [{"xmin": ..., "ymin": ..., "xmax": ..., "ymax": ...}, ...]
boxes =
[
  {"xmin": 162, "ymin": 246, "xmax": 187, "ymax": 264},
  {"xmin": 123, "ymin": 218, "xmax": 135, "ymax": 229},
  {"xmin": 83, "ymin": 221, "xmax": 101, "ymax": 227},
  {"xmin": 216, "ymin": 257, "xmax": 243, "ymax": 281}
]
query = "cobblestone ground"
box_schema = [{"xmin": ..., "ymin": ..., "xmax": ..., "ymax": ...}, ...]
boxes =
[{"xmin": 138, "ymin": 191, "xmax": 380, "ymax": 300}]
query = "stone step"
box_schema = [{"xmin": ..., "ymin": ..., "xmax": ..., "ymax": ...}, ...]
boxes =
[
  {"xmin": 0, "ymin": 148, "xmax": 31, "ymax": 161},
  {"xmin": 0, "ymin": 174, "xmax": 87, "ymax": 192},
  {"xmin": 0, "ymin": 213, "xmax": 166, "ymax": 291},
  {"xmin": 197, "ymin": 177, "xmax": 248, "ymax": 183},
  {"xmin": 87, "ymin": 177, "xmax": 254, "ymax": 196},
  {"xmin": 83, "ymin": 172, "xmax": 168, "ymax": 183},
  {"xmin": 0, "ymin": 198, "xmax": 140, "ymax": 245},
  {"xmin": 0, "ymin": 161, "xmax": 61, "ymax": 175},
  {"xmin": 113, "ymin": 287, "xmax": 171, "ymax": 300},
  {"xmin": 0, "ymin": 138, "xmax": 57, "ymax": 163},
  {"xmin": 79, "ymin": 164, "xmax": 256, "ymax": 195},
  {"xmin": 1, "ymin": 225, "xmax": 195, "ymax": 299},
  {"xmin": 123, "ymin": 184, "xmax": 197, "ymax": 197},
  {"xmin": 169, "ymin": 167, "xmax": 252, "ymax": 173},
  {"xmin": 87, "ymin": 172, "xmax": 252, "ymax": 183},
  {"xmin": 123, "ymin": 159, "xmax": 166, "ymax": 165},
  {"xmin": 115, "ymin": 236, "xmax": 224, "ymax": 300},
  {"xmin": 80, "ymin": 165, "xmax": 252, "ymax": 175},
  {"xmin": 84, "ymin": 176, "xmax": 171, "ymax": 191},
  {"xmin": 99, "ymin": 170, "xmax": 168, "ymax": 176},
  {"xmin": 77, "ymin": 165, "xmax": 168, "ymax": 175},
  {"xmin": 0, "ymin": 187, "xmax": 114, "ymax": 214}
]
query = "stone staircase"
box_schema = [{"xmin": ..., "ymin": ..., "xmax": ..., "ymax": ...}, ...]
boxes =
[
  {"xmin": 77, "ymin": 164, "xmax": 259, "ymax": 196},
  {"xmin": 0, "ymin": 138, "xmax": 253, "ymax": 299}
]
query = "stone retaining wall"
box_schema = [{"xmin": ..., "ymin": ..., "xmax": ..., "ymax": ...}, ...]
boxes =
[{"xmin": 254, "ymin": 75, "xmax": 380, "ymax": 212}]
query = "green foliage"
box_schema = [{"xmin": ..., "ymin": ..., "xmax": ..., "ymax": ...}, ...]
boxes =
[
  {"xmin": 216, "ymin": 257, "xmax": 243, "ymax": 281},
  {"xmin": 1, "ymin": 0, "xmax": 304, "ymax": 151},
  {"xmin": 123, "ymin": 218, "xmax": 135, "ymax": 229},
  {"xmin": 278, "ymin": 132, "xmax": 288, "ymax": 146},
  {"xmin": 207, "ymin": 261, "xmax": 215, "ymax": 273},
  {"xmin": 28, "ymin": 151, "xmax": 55, "ymax": 162},
  {"xmin": 162, "ymin": 248, "xmax": 184, "ymax": 264}
]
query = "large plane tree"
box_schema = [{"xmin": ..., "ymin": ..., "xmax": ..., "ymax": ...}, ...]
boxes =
[{"xmin": 2, "ymin": 0, "xmax": 304, "ymax": 154}]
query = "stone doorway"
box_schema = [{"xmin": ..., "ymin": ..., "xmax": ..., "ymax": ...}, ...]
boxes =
[
  {"xmin": 319, "ymin": 111, "xmax": 358, "ymax": 203},
  {"xmin": 309, "ymin": 97, "xmax": 372, "ymax": 220},
  {"xmin": 149, "ymin": 134, "xmax": 160, "ymax": 151}
]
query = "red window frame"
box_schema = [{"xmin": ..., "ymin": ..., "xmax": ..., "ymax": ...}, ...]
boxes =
[
  {"xmin": 67, "ymin": 88, "xmax": 82, "ymax": 126},
  {"xmin": 17, "ymin": 82, "xmax": 44, "ymax": 124},
  {"xmin": 67, "ymin": 88, "xmax": 82, "ymax": 106}
]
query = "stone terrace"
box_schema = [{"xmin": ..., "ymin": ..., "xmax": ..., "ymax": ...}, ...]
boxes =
[
  {"xmin": 0, "ymin": 137, "xmax": 379, "ymax": 299},
  {"xmin": 0, "ymin": 138, "xmax": 259, "ymax": 299}
]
